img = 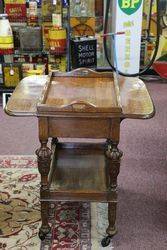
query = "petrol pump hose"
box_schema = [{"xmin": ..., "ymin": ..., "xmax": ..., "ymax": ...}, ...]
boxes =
[{"xmin": 103, "ymin": 0, "xmax": 161, "ymax": 77}]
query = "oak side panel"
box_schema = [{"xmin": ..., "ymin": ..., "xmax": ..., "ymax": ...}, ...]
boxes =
[
  {"xmin": 38, "ymin": 117, "xmax": 49, "ymax": 141},
  {"xmin": 48, "ymin": 118, "xmax": 111, "ymax": 138}
]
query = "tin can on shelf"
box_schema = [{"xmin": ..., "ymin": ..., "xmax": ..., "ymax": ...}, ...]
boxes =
[
  {"xmin": 48, "ymin": 56, "xmax": 66, "ymax": 72},
  {"xmin": 36, "ymin": 64, "xmax": 46, "ymax": 74},
  {"xmin": 42, "ymin": 22, "xmax": 53, "ymax": 50},
  {"xmin": 70, "ymin": 36, "xmax": 97, "ymax": 69},
  {"xmin": 0, "ymin": 14, "xmax": 14, "ymax": 55},
  {"xmin": 25, "ymin": 69, "xmax": 43, "ymax": 77},
  {"xmin": 5, "ymin": 0, "xmax": 27, "ymax": 22},
  {"xmin": 3, "ymin": 63, "xmax": 21, "ymax": 87},
  {"xmin": 49, "ymin": 28, "xmax": 67, "ymax": 54},
  {"xmin": 22, "ymin": 63, "xmax": 34, "ymax": 77}
]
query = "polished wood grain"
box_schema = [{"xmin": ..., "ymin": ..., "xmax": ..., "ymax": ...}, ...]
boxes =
[
  {"xmin": 5, "ymin": 68, "xmax": 155, "ymax": 119},
  {"xmin": 5, "ymin": 75, "xmax": 48, "ymax": 116},
  {"xmin": 41, "ymin": 77, "xmax": 120, "ymax": 113},
  {"xmin": 48, "ymin": 117, "xmax": 111, "ymax": 138},
  {"xmin": 52, "ymin": 68, "xmax": 113, "ymax": 78},
  {"xmin": 49, "ymin": 143, "xmax": 106, "ymax": 191},
  {"xmin": 37, "ymin": 69, "xmax": 121, "ymax": 115},
  {"xmin": 118, "ymin": 75, "xmax": 155, "ymax": 119},
  {"xmin": 47, "ymin": 142, "xmax": 116, "ymax": 202}
]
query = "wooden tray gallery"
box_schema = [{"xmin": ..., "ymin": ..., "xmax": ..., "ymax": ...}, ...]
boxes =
[{"xmin": 37, "ymin": 68, "xmax": 122, "ymax": 116}]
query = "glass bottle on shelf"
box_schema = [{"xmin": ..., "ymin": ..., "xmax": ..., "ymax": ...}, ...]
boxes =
[
  {"xmin": 80, "ymin": 0, "xmax": 88, "ymax": 16},
  {"xmin": 52, "ymin": 0, "xmax": 62, "ymax": 28},
  {"xmin": 71, "ymin": 0, "xmax": 94, "ymax": 17},
  {"xmin": 42, "ymin": 0, "xmax": 62, "ymax": 22},
  {"xmin": 72, "ymin": 0, "xmax": 81, "ymax": 16},
  {"xmin": 28, "ymin": 0, "xmax": 38, "ymax": 26},
  {"xmin": 54, "ymin": 0, "xmax": 62, "ymax": 14}
]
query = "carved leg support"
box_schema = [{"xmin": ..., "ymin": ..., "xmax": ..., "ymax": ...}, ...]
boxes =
[
  {"xmin": 102, "ymin": 140, "xmax": 123, "ymax": 247},
  {"xmin": 106, "ymin": 141, "xmax": 122, "ymax": 235},
  {"xmin": 36, "ymin": 140, "xmax": 52, "ymax": 240}
]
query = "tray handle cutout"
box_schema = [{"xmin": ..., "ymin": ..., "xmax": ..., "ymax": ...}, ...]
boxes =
[{"xmin": 62, "ymin": 100, "xmax": 96, "ymax": 111}]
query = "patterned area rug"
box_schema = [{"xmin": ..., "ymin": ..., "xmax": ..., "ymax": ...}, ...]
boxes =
[{"xmin": 0, "ymin": 156, "xmax": 113, "ymax": 250}]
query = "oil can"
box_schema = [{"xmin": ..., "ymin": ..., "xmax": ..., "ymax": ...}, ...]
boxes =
[{"xmin": 71, "ymin": 36, "xmax": 97, "ymax": 68}]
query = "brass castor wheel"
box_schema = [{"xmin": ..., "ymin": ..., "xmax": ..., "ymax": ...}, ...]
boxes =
[
  {"xmin": 101, "ymin": 236, "xmax": 112, "ymax": 247},
  {"xmin": 38, "ymin": 231, "xmax": 46, "ymax": 241}
]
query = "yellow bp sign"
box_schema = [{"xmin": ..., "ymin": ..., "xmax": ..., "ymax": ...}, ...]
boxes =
[{"xmin": 118, "ymin": 0, "xmax": 142, "ymax": 15}]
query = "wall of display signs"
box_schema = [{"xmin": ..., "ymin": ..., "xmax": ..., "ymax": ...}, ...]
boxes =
[{"xmin": 0, "ymin": 0, "xmax": 106, "ymax": 92}]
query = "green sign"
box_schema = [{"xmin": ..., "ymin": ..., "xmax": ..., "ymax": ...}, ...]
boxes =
[{"xmin": 118, "ymin": 0, "xmax": 142, "ymax": 15}]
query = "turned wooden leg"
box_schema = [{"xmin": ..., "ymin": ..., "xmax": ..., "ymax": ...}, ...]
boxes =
[
  {"xmin": 38, "ymin": 201, "xmax": 51, "ymax": 240},
  {"xmin": 106, "ymin": 140, "xmax": 123, "ymax": 236},
  {"xmin": 107, "ymin": 202, "xmax": 117, "ymax": 236},
  {"xmin": 36, "ymin": 139, "xmax": 52, "ymax": 240},
  {"xmin": 101, "ymin": 201, "xmax": 118, "ymax": 247}
]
